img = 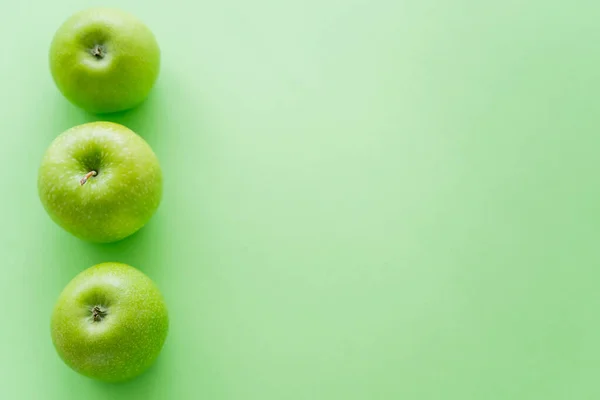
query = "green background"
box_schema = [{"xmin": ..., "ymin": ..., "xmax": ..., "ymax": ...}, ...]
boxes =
[{"xmin": 1, "ymin": 0, "xmax": 598, "ymax": 398}]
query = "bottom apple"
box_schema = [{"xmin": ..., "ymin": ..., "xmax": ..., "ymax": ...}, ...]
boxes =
[{"xmin": 51, "ymin": 262, "xmax": 169, "ymax": 382}]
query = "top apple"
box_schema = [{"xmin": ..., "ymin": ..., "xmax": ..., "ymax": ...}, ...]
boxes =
[{"xmin": 49, "ymin": 8, "xmax": 160, "ymax": 114}]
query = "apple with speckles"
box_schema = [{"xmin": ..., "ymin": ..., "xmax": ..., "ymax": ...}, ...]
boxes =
[
  {"xmin": 38, "ymin": 121, "xmax": 162, "ymax": 243},
  {"xmin": 49, "ymin": 7, "xmax": 160, "ymax": 114},
  {"xmin": 51, "ymin": 262, "xmax": 169, "ymax": 382}
]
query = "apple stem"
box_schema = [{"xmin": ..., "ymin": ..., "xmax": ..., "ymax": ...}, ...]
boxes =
[
  {"xmin": 91, "ymin": 44, "xmax": 105, "ymax": 59},
  {"xmin": 80, "ymin": 171, "xmax": 97, "ymax": 186},
  {"xmin": 91, "ymin": 306, "xmax": 107, "ymax": 322}
]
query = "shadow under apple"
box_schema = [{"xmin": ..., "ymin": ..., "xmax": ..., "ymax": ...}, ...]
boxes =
[
  {"xmin": 93, "ymin": 87, "xmax": 166, "ymax": 152},
  {"xmin": 78, "ymin": 211, "xmax": 170, "ymax": 281}
]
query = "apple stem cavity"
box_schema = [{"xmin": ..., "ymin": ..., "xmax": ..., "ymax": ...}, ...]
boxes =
[
  {"xmin": 90, "ymin": 44, "xmax": 106, "ymax": 59},
  {"xmin": 80, "ymin": 171, "xmax": 97, "ymax": 186},
  {"xmin": 91, "ymin": 306, "xmax": 107, "ymax": 322}
]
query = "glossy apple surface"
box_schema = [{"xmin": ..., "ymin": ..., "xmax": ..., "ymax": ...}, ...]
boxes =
[
  {"xmin": 49, "ymin": 7, "xmax": 160, "ymax": 114},
  {"xmin": 51, "ymin": 262, "xmax": 169, "ymax": 382},
  {"xmin": 38, "ymin": 121, "xmax": 162, "ymax": 243}
]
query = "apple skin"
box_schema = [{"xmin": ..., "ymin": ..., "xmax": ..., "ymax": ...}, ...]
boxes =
[
  {"xmin": 49, "ymin": 8, "xmax": 160, "ymax": 114},
  {"xmin": 38, "ymin": 121, "xmax": 162, "ymax": 243},
  {"xmin": 51, "ymin": 262, "xmax": 169, "ymax": 382}
]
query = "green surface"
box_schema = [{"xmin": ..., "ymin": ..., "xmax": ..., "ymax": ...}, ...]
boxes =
[{"xmin": 1, "ymin": 1, "xmax": 599, "ymax": 399}]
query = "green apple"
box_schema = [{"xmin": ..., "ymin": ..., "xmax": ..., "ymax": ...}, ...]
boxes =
[
  {"xmin": 38, "ymin": 121, "xmax": 162, "ymax": 243},
  {"xmin": 51, "ymin": 262, "xmax": 169, "ymax": 382},
  {"xmin": 49, "ymin": 8, "xmax": 160, "ymax": 114}
]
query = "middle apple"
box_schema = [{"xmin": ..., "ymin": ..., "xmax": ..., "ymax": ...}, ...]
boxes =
[{"xmin": 38, "ymin": 122, "xmax": 163, "ymax": 243}]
